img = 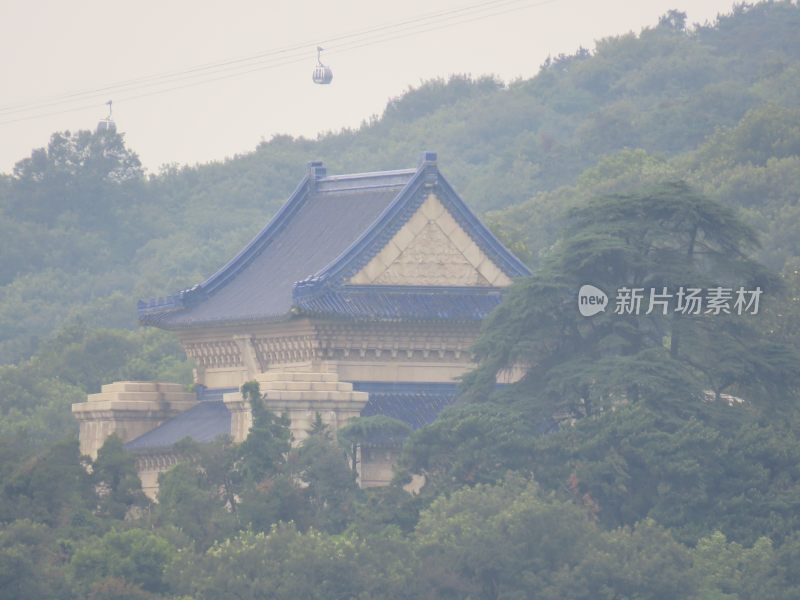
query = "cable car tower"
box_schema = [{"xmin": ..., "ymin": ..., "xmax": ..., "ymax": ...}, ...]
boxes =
[
  {"xmin": 96, "ymin": 100, "xmax": 116, "ymax": 133},
  {"xmin": 312, "ymin": 46, "xmax": 333, "ymax": 85}
]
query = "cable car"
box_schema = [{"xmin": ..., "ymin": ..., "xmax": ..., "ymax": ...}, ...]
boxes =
[
  {"xmin": 96, "ymin": 100, "xmax": 116, "ymax": 133},
  {"xmin": 312, "ymin": 46, "xmax": 333, "ymax": 85}
]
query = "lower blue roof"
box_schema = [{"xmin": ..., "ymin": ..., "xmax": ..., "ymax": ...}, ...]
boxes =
[
  {"xmin": 354, "ymin": 381, "xmax": 459, "ymax": 429},
  {"xmin": 125, "ymin": 399, "xmax": 232, "ymax": 452},
  {"xmin": 124, "ymin": 383, "xmax": 459, "ymax": 452}
]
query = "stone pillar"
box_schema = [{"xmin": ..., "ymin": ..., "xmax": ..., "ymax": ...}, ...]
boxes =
[
  {"xmin": 233, "ymin": 335, "xmax": 262, "ymax": 379},
  {"xmin": 223, "ymin": 367, "xmax": 368, "ymax": 445},
  {"xmin": 223, "ymin": 391, "xmax": 253, "ymax": 443},
  {"xmin": 72, "ymin": 381, "xmax": 198, "ymax": 459},
  {"xmin": 358, "ymin": 444, "xmax": 399, "ymax": 488}
]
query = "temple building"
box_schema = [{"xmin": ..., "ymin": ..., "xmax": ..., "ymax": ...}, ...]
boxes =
[{"xmin": 72, "ymin": 152, "xmax": 530, "ymax": 498}]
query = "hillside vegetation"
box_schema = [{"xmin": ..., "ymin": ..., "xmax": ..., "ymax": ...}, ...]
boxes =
[
  {"xmin": 2, "ymin": 2, "xmax": 799, "ymax": 366},
  {"xmin": 1, "ymin": 3, "xmax": 800, "ymax": 598}
]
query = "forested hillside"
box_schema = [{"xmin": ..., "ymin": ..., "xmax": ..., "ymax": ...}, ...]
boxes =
[
  {"xmin": 2, "ymin": 2, "xmax": 799, "ymax": 365},
  {"xmin": 1, "ymin": 3, "xmax": 800, "ymax": 598}
]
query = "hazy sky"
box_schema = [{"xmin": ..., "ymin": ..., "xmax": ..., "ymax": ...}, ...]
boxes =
[{"xmin": 1, "ymin": 0, "xmax": 740, "ymax": 174}]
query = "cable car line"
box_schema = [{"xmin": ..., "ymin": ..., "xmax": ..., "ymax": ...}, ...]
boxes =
[
  {"xmin": 0, "ymin": 0, "xmax": 541, "ymax": 116},
  {"xmin": 0, "ymin": 0, "xmax": 559, "ymax": 126},
  {"xmin": 2, "ymin": 0, "xmax": 555, "ymax": 125},
  {"xmin": 0, "ymin": 0, "xmax": 535, "ymax": 115}
]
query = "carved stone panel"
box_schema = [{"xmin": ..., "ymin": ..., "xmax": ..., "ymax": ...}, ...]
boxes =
[
  {"xmin": 350, "ymin": 193, "xmax": 513, "ymax": 287},
  {"xmin": 373, "ymin": 221, "xmax": 490, "ymax": 286}
]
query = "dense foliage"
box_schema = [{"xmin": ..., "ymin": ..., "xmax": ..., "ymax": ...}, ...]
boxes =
[{"xmin": 1, "ymin": 3, "xmax": 800, "ymax": 598}]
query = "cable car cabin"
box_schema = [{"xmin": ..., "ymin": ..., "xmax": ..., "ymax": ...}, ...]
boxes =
[
  {"xmin": 97, "ymin": 101, "xmax": 115, "ymax": 133},
  {"xmin": 313, "ymin": 64, "xmax": 333, "ymax": 84},
  {"xmin": 96, "ymin": 119, "xmax": 116, "ymax": 133}
]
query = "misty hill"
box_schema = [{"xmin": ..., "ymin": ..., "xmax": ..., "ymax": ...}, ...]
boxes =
[{"xmin": 1, "ymin": 1, "xmax": 800, "ymax": 366}]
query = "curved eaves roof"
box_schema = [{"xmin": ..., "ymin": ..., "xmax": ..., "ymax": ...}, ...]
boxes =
[
  {"xmin": 139, "ymin": 170, "xmax": 416, "ymax": 328},
  {"xmin": 138, "ymin": 156, "xmax": 532, "ymax": 330}
]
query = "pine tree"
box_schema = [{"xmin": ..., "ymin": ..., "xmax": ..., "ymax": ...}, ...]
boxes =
[{"xmin": 465, "ymin": 181, "xmax": 799, "ymax": 419}]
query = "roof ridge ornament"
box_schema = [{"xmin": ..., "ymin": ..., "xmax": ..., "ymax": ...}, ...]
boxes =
[
  {"xmin": 419, "ymin": 151, "xmax": 438, "ymax": 187},
  {"xmin": 418, "ymin": 151, "xmax": 437, "ymax": 167},
  {"xmin": 308, "ymin": 160, "xmax": 327, "ymax": 181}
]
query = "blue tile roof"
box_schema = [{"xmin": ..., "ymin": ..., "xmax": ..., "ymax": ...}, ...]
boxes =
[
  {"xmin": 354, "ymin": 381, "xmax": 459, "ymax": 430},
  {"xmin": 124, "ymin": 400, "xmax": 231, "ymax": 452},
  {"xmin": 138, "ymin": 153, "xmax": 531, "ymax": 329},
  {"xmin": 124, "ymin": 383, "xmax": 458, "ymax": 452},
  {"xmin": 139, "ymin": 171, "xmax": 412, "ymax": 328},
  {"xmin": 294, "ymin": 159, "xmax": 530, "ymax": 295},
  {"xmin": 295, "ymin": 285, "xmax": 505, "ymax": 321}
]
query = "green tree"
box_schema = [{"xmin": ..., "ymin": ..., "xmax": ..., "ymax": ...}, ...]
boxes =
[
  {"xmin": 68, "ymin": 529, "xmax": 174, "ymax": 596},
  {"xmin": 290, "ymin": 419, "xmax": 361, "ymax": 534},
  {"xmin": 167, "ymin": 525, "xmax": 363, "ymax": 600},
  {"xmin": 233, "ymin": 382, "xmax": 299, "ymax": 531},
  {"xmin": 86, "ymin": 577, "xmax": 161, "ymax": 600},
  {"xmin": 8, "ymin": 128, "xmax": 143, "ymax": 228},
  {"xmin": 237, "ymin": 473, "xmax": 312, "ymax": 534},
  {"xmin": 157, "ymin": 382, "xmax": 296, "ymax": 543},
  {"xmin": 237, "ymin": 381, "xmax": 292, "ymax": 483},
  {"xmin": 401, "ymin": 403, "xmax": 538, "ymax": 494},
  {"xmin": 0, "ymin": 520, "xmax": 71, "ymax": 600},
  {"xmin": 168, "ymin": 524, "xmax": 424, "ymax": 600},
  {"xmin": 530, "ymin": 403, "xmax": 800, "ymax": 545},
  {"xmin": 155, "ymin": 458, "xmax": 237, "ymax": 551},
  {"xmin": 415, "ymin": 474, "xmax": 595, "ymax": 599},
  {"xmin": 406, "ymin": 183, "xmax": 800, "ymax": 544},
  {"xmin": 92, "ymin": 435, "xmax": 148, "ymax": 519},
  {"xmin": 415, "ymin": 475, "xmax": 701, "ymax": 599},
  {"xmin": 465, "ymin": 182, "xmax": 795, "ymax": 420},
  {"xmin": 566, "ymin": 519, "xmax": 696, "ymax": 600},
  {"xmin": 0, "ymin": 439, "xmax": 95, "ymax": 528},
  {"xmin": 691, "ymin": 531, "xmax": 771, "ymax": 600},
  {"xmin": 347, "ymin": 485, "xmax": 423, "ymax": 537}
]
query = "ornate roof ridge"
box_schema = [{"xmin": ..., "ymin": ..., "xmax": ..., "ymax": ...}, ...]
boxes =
[
  {"xmin": 318, "ymin": 168, "xmax": 417, "ymax": 181},
  {"xmin": 138, "ymin": 152, "xmax": 531, "ymax": 328},
  {"xmin": 293, "ymin": 153, "xmax": 531, "ymax": 300}
]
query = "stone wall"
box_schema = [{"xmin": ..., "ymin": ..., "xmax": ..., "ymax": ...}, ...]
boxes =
[{"xmin": 72, "ymin": 381, "xmax": 197, "ymax": 459}]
